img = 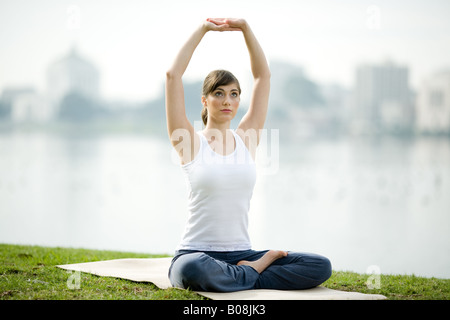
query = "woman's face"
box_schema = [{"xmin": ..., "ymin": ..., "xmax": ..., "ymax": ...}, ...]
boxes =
[{"xmin": 202, "ymin": 83, "xmax": 240, "ymax": 124}]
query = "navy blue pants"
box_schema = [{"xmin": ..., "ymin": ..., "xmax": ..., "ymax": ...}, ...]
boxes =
[{"xmin": 168, "ymin": 249, "xmax": 332, "ymax": 292}]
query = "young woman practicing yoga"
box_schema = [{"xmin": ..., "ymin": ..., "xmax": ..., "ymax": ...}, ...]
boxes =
[{"xmin": 165, "ymin": 18, "xmax": 331, "ymax": 292}]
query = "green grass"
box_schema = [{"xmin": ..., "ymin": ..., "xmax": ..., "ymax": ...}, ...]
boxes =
[
  {"xmin": 325, "ymin": 271, "xmax": 449, "ymax": 300},
  {"xmin": 1, "ymin": 243, "xmax": 449, "ymax": 300},
  {"xmin": 0, "ymin": 243, "xmax": 203, "ymax": 300}
]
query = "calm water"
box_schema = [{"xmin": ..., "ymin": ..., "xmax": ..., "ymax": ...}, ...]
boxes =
[{"xmin": 1, "ymin": 131, "xmax": 449, "ymax": 278}]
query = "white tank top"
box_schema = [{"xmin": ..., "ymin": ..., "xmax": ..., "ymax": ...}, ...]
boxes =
[{"xmin": 177, "ymin": 130, "xmax": 257, "ymax": 251}]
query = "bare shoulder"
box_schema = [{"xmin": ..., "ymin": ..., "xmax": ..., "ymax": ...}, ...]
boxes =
[
  {"xmin": 171, "ymin": 127, "xmax": 201, "ymax": 165},
  {"xmin": 235, "ymin": 127, "xmax": 258, "ymax": 160}
]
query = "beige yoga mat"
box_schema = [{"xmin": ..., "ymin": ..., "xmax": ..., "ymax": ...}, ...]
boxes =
[{"xmin": 57, "ymin": 257, "xmax": 386, "ymax": 300}]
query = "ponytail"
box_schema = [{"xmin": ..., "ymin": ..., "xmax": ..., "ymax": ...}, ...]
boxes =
[{"xmin": 201, "ymin": 107, "xmax": 208, "ymax": 125}]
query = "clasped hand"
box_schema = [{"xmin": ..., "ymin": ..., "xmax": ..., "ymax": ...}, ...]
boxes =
[{"xmin": 203, "ymin": 18, "xmax": 247, "ymax": 32}]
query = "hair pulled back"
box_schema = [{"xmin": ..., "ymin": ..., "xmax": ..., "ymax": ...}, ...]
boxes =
[{"xmin": 201, "ymin": 70, "xmax": 241, "ymax": 125}]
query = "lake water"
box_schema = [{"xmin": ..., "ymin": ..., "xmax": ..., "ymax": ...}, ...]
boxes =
[{"xmin": 1, "ymin": 130, "xmax": 449, "ymax": 279}]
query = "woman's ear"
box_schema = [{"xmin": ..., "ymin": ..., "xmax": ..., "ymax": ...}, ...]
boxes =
[{"xmin": 201, "ymin": 95, "xmax": 207, "ymax": 106}]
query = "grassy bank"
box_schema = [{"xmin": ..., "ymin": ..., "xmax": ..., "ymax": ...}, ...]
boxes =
[{"xmin": 1, "ymin": 244, "xmax": 449, "ymax": 300}]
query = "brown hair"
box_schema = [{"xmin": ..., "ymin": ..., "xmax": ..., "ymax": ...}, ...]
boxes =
[{"xmin": 201, "ymin": 70, "xmax": 241, "ymax": 125}]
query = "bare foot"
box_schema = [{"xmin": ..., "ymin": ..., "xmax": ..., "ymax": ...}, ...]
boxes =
[{"xmin": 237, "ymin": 250, "xmax": 288, "ymax": 274}]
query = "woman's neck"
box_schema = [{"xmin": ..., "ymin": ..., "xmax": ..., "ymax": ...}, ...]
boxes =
[
  {"xmin": 204, "ymin": 120, "xmax": 231, "ymax": 136},
  {"xmin": 203, "ymin": 120, "xmax": 235, "ymax": 155}
]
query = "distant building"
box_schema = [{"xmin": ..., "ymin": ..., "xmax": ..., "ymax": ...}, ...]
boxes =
[
  {"xmin": 268, "ymin": 60, "xmax": 340, "ymax": 138},
  {"xmin": 46, "ymin": 46, "xmax": 100, "ymax": 118},
  {"xmin": 354, "ymin": 61, "xmax": 414, "ymax": 134},
  {"xmin": 416, "ymin": 71, "xmax": 450, "ymax": 134},
  {"xmin": 0, "ymin": 87, "xmax": 49, "ymax": 123}
]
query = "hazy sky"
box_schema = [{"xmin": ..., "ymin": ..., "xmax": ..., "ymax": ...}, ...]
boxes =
[{"xmin": 1, "ymin": 0, "xmax": 449, "ymax": 102}]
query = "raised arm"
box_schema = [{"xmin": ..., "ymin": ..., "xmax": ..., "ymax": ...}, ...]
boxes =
[
  {"xmin": 165, "ymin": 20, "xmax": 233, "ymax": 163},
  {"xmin": 208, "ymin": 19, "xmax": 271, "ymax": 143}
]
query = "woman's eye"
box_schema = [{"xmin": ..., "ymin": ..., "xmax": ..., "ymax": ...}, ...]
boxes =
[
  {"xmin": 231, "ymin": 92, "xmax": 238, "ymax": 97},
  {"xmin": 215, "ymin": 92, "xmax": 223, "ymax": 96}
]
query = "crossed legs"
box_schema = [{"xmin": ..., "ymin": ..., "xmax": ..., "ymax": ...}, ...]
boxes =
[{"xmin": 168, "ymin": 249, "xmax": 332, "ymax": 292}]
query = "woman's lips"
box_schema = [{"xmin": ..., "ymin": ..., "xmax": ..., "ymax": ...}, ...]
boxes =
[{"xmin": 221, "ymin": 109, "xmax": 232, "ymax": 113}]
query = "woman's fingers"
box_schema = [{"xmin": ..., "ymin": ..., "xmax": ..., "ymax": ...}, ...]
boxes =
[
  {"xmin": 203, "ymin": 20, "xmax": 224, "ymax": 31},
  {"xmin": 206, "ymin": 18, "xmax": 244, "ymax": 31},
  {"xmin": 224, "ymin": 18, "xmax": 246, "ymax": 28},
  {"xmin": 207, "ymin": 18, "xmax": 246, "ymax": 29},
  {"xmin": 211, "ymin": 23, "xmax": 230, "ymax": 31},
  {"xmin": 204, "ymin": 20, "xmax": 242, "ymax": 32},
  {"xmin": 206, "ymin": 18, "xmax": 227, "ymax": 25}
]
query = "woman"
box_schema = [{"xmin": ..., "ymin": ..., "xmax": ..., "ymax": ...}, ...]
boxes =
[{"xmin": 165, "ymin": 18, "xmax": 331, "ymax": 292}]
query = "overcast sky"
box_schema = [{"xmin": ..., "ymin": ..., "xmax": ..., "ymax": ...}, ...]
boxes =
[{"xmin": 1, "ymin": 0, "xmax": 449, "ymax": 102}]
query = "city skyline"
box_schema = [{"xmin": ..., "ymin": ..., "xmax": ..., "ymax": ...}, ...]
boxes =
[
  {"xmin": 1, "ymin": 0, "xmax": 450, "ymax": 103},
  {"xmin": 3, "ymin": 44, "xmax": 450, "ymax": 137}
]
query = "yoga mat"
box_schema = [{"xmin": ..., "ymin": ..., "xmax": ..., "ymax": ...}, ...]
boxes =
[{"xmin": 57, "ymin": 257, "xmax": 386, "ymax": 300}]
